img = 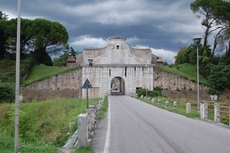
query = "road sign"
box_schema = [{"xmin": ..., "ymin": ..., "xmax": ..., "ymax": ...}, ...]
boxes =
[{"xmin": 82, "ymin": 79, "xmax": 93, "ymax": 88}]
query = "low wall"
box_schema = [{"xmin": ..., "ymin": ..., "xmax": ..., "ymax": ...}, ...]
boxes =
[
  {"xmin": 62, "ymin": 98, "xmax": 105, "ymax": 148},
  {"xmin": 20, "ymin": 89, "xmax": 81, "ymax": 101},
  {"xmin": 154, "ymin": 68, "xmax": 209, "ymax": 90},
  {"xmin": 20, "ymin": 69, "xmax": 82, "ymax": 101}
]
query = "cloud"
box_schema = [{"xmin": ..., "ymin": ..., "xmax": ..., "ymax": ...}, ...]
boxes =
[
  {"xmin": 0, "ymin": 0, "xmax": 205, "ymax": 64},
  {"xmin": 151, "ymin": 48, "xmax": 177, "ymax": 64},
  {"xmin": 70, "ymin": 35, "xmax": 108, "ymax": 49},
  {"xmin": 133, "ymin": 45, "xmax": 177, "ymax": 64}
]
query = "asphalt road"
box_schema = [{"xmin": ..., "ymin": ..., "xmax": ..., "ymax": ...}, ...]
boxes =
[{"xmin": 92, "ymin": 96, "xmax": 230, "ymax": 153}]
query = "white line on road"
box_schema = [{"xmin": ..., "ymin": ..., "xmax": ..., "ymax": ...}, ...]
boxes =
[{"xmin": 103, "ymin": 97, "xmax": 111, "ymax": 153}]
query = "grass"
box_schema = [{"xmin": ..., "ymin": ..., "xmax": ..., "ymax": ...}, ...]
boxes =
[
  {"xmin": 0, "ymin": 97, "xmax": 101, "ymax": 153},
  {"xmin": 161, "ymin": 63, "xmax": 209, "ymax": 86},
  {"xmin": 139, "ymin": 96, "xmax": 230, "ymax": 125},
  {"xmin": 0, "ymin": 134, "xmax": 59, "ymax": 153},
  {"xmin": 21, "ymin": 65, "xmax": 76, "ymax": 85},
  {"xmin": 0, "ymin": 60, "xmax": 18, "ymax": 83},
  {"xmin": 98, "ymin": 98, "xmax": 108, "ymax": 120},
  {"xmin": 138, "ymin": 96, "xmax": 200, "ymax": 119}
]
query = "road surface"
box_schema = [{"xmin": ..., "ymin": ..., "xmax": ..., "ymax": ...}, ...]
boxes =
[{"xmin": 92, "ymin": 96, "xmax": 230, "ymax": 153}]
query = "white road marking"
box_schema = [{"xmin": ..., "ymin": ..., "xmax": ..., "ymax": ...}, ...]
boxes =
[{"xmin": 103, "ymin": 97, "xmax": 111, "ymax": 153}]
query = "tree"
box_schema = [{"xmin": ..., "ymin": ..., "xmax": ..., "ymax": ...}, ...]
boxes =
[
  {"xmin": 175, "ymin": 47, "xmax": 189, "ymax": 64},
  {"xmin": 0, "ymin": 18, "xmax": 69, "ymax": 64},
  {"xmin": 0, "ymin": 11, "xmax": 8, "ymax": 60},
  {"xmin": 190, "ymin": 0, "xmax": 230, "ymax": 56},
  {"xmin": 0, "ymin": 21, "xmax": 5, "ymax": 60},
  {"xmin": 30, "ymin": 18, "xmax": 69, "ymax": 65},
  {"xmin": 199, "ymin": 48, "xmax": 211, "ymax": 78},
  {"xmin": 0, "ymin": 11, "xmax": 8, "ymax": 20},
  {"xmin": 212, "ymin": 1, "xmax": 230, "ymax": 54},
  {"xmin": 53, "ymin": 44, "xmax": 79, "ymax": 67},
  {"xmin": 208, "ymin": 63, "xmax": 230, "ymax": 93}
]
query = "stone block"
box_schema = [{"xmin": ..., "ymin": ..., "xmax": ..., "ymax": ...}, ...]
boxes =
[
  {"xmin": 165, "ymin": 100, "xmax": 169, "ymax": 108},
  {"xmin": 173, "ymin": 101, "xmax": 177, "ymax": 109},
  {"xmin": 78, "ymin": 114, "xmax": 88, "ymax": 147},
  {"xmin": 186, "ymin": 103, "xmax": 191, "ymax": 114}
]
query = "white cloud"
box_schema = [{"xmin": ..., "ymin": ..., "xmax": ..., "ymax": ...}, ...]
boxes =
[
  {"xmin": 151, "ymin": 48, "xmax": 177, "ymax": 64},
  {"xmin": 133, "ymin": 45, "xmax": 177, "ymax": 64},
  {"xmin": 70, "ymin": 35, "xmax": 108, "ymax": 49},
  {"xmin": 126, "ymin": 36, "xmax": 140, "ymax": 44}
]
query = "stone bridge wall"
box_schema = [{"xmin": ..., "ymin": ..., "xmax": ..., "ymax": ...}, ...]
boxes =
[{"xmin": 20, "ymin": 69, "xmax": 82, "ymax": 101}]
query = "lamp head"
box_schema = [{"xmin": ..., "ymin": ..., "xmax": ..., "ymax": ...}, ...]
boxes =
[{"xmin": 193, "ymin": 35, "xmax": 202, "ymax": 46}]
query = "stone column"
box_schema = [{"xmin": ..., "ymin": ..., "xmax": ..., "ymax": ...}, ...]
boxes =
[
  {"xmin": 200, "ymin": 101, "xmax": 208, "ymax": 120},
  {"xmin": 214, "ymin": 103, "xmax": 220, "ymax": 123},
  {"xmin": 78, "ymin": 114, "xmax": 88, "ymax": 147}
]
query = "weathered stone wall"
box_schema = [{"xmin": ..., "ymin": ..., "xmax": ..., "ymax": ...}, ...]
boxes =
[
  {"xmin": 154, "ymin": 68, "xmax": 209, "ymax": 90},
  {"xmin": 20, "ymin": 69, "xmax": 82, "ymax": 101},
  {"xmin": 20, "ymin": 66, "xmax": 213, "ymax": 101}
]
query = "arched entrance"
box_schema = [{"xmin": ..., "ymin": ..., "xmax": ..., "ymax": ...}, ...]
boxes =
[{"xmin": 111, "ymin": 77, "xmax": 125, "ymax": 95}]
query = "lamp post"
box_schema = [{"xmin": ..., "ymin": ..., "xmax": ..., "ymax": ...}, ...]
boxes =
[
  {"xmin": 145, "ymin": 64, "xmax": 148, "ymax": 97},
  {"xmin": 193, "ymin": 35, "xmax": 202, "ymax": 111},
  {"xmin": 86, "ymin": 58, "xmax": 93, "ymax": 109},
  {"xmin": 15, "ymin": 0, "xmax": 21, "ymax": 153}
]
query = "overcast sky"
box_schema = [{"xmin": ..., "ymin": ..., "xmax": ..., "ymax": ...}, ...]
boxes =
[{"xmin": 0, "ymin": 0, "xmax": 204, "ymax": 64}]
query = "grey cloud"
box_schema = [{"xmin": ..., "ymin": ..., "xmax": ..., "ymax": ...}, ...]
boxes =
[{"xmin": 0, "ymin": 0, "xmax": 201, "ymax": 64}]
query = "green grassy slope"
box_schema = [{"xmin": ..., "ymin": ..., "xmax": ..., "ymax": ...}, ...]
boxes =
[
  {"xmin": 0, "ymin": 60, "xmax": 76, "ymax": 85},
  {"xmin": 160, "ymin": 63, "xmax": 209, "ymax": 86},
  {"xmin": 21, "ymin": 65, "xmax": 76, "ymax": 85}
]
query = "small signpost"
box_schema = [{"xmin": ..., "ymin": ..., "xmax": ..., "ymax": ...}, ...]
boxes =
[{"xmin": 82, "ymin": 79, "xmax": 93, "ymax": 109}]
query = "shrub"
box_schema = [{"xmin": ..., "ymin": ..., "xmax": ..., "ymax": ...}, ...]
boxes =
[
  {"xmin": 0, "ymin": 84, "xmax": 14, "ymax": 103},
  {"xmin": 136, "ymin": 86, "xmax": 163, "ymax": 97}
]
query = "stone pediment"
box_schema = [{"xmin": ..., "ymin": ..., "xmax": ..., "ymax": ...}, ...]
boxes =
[{"xmin": 82, "ymin": 36, "xmax": 152, "ymax": 65}]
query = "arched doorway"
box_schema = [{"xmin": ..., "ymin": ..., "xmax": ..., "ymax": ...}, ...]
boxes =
[{"xmin": 111, "ymin": 77, "xmax": 125, "ymax": 95}]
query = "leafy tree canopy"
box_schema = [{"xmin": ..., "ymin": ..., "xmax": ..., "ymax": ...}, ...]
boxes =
[
  {"xmin": 0, "ymin": 11, "xmax": 8, "ymax": 20},
  {"xmin": 0, "ymin": 18, "xmax": 69, "ymax": 65},
  {"xmin": 190, "ymin": 0, "xmax": 230, "ymax": 56}
]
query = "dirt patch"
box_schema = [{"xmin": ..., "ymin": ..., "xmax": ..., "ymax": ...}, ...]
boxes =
[{"xmin": 21, "ymin": 89, "xmax": 82, "ymax": 101}]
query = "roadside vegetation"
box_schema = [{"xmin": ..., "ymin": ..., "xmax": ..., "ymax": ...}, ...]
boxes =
[
  {"xmin": 0, "ymin": 97, "xmax": 104, "ymax": 153},
  {"xmin": 137, "ymin": 88, "xmax": 230, "ymax": 126}
]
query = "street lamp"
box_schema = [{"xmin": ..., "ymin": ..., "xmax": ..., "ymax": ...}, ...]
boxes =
[
  {"xmin": 86, "ymin": 58, "xmax": 93, "ymax": 109},
  {"xmin": 193, "ymin": 35, "xmax": 202, "ymax": 111},
  {"xmin": 145, "ymin": 64, "xmax": 148, "ymax": 97},
  {"xmin": 15, "ymin": 0, "xmax": 21, "ymax": 153}
]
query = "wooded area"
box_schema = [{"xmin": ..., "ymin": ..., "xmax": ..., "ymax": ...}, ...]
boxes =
[{"xmin": 175, "ymin": 0, "xmax": 230, "ymax": 95}]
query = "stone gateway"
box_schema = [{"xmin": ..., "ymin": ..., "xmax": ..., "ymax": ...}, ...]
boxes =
[
  {"xmin": 21, "ymin": 36, "xmax": 165, "ymax": 100},
  {"xmin": 77, "ymin": 36, "xmax": 158, "ymax": 98}
]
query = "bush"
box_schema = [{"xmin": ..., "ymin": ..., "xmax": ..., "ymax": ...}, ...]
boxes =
[
  {"xmin": 136, "ymin": 86, "xmax": 163, "ymax": 97},
  {"xmin": 0, "ymin": 84, "xmax": 14, "ymax": 103},
  {"xmin": 0, "ymin": 75, "xmax": 9, "ymax": 83}
]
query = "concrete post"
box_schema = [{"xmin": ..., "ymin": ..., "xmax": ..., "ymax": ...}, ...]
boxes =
[
  {"xmin": 152, "ymin": 98, "xmax": 155, "ymax": 104},
  {"xmin": 173, "ymin": 101, "xmax": 177, "ymax": 110},
  {"xmin": 200, "ymin": 101, "xmax": 208, "ymax": 120},
  {"xmin": 78, "ymin": 114, "xmax": 88, "ymax": 147},
  {"xmin": 186, "ymin": 103, "xmax": 191, "ymax": 114},
  {"xmin": 214, "ymin": 103, "xmax": 220, "ymax": 123},
  {"xmin": 158, "ymin": 99, "xmax": 161, "ymax": 106},
  {"xmin": 165, "ymin": 100, "xmax": 169, "ymax": 108}
]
